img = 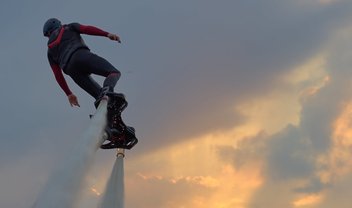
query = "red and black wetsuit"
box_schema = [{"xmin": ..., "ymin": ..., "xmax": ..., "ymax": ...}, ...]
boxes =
[{"xmin": 47, "ymin": 23, "xmax": 120, "ymax": 99}]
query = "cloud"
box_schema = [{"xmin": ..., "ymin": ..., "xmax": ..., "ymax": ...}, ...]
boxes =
[
  {"xmin": 113, "ymin": 131, "xmax": 263, "ymax": 208},
  {"xmin": 126, "ymin": 173, "xmax": 214, "ymax": 208},
  {"xmin": 316, "ymin": 173, "xmax": 352, "ymax": 208},
  {"xmin": 204, "ymin": 33, "xmax": 352, "ymax": 207},
  {"xmin": 2, "ymin": 0, "xmax": 352, "ymax": 207},
  {"xmin": 217, "ymin": 131, "xmax": 268, "ymax": 170},
  {"xmin": 246, "ymin": 22, "xmax": 352, "ymax": 208},
  {"xmin": 124, "ymin": 0, "xmax": 352, "ymax": 152}
]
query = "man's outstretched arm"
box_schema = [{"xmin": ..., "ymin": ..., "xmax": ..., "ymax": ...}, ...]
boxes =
[{"xmin": 78, "ymin": 24, "xmax": 121, "ymax": 43}]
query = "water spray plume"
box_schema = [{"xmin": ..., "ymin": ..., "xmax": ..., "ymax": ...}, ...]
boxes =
[
  {"xmin": 98, "ymin": 148, "xmax": 125, "ymax": 208},
  {"xmin": 33, "ymin": 98, "xmax": 108, "ymax": 208}
]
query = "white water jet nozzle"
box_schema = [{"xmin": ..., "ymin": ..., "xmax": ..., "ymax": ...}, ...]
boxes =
[{"xmin": 116, "ymin": 148, "xmax": 125, "ymax": 158}]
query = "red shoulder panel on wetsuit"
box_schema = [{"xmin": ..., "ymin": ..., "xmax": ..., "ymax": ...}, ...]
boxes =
[{"xmin": 48, "ymin": 27, "xmax": 65, "ymax": 49}]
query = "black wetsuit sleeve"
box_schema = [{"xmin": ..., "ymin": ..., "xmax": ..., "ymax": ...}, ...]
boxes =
[{"xmin": 67, "ymin": 23, "xmax": 81, "ymax": 32}]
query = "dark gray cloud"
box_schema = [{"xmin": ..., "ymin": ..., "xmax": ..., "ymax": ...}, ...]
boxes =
[
  {"xmin": 121, "ymin": 0, "xmax": 352, "ymax": 152},
  {"xmin": 249, "ymin": 15, "xmax": 352, "ymax": 207},
  {"xmin": 246, "ymin": 84, "xmax": 348, "ymax": 206},
  {"xmin": 215, "ymin": 11, "xmax": 352, "ymax": 205},
  {"xmin": 217, "ymin": 131, "xmax": 268, "ymax": 169},
  {"xmin": 266, "ymin": 125, "xmax": 315, "ymax": 181}
]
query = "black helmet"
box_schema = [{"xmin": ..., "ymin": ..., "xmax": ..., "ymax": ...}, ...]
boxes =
[{"xmin": 43, "ymin": 18, "xmax": 62, "ymax": 37}]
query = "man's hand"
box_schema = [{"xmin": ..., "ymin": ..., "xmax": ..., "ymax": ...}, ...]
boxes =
[
  {"xmin": 68, "ymin": 94, "xmax": 80, "ymax": 107},
  {"xmin": 107, "ymin": 33, "xmax": 121, "ymax": 43}
]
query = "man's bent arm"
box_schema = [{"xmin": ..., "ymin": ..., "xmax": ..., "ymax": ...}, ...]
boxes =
[{"xmin": 50, "ymin": 64, "xmax": 72, "ymax": 96}]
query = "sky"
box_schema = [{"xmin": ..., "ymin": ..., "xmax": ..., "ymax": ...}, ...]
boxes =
[{"xmin": 2, "ymin": 0, "xmax": 352, "ymax": 207}]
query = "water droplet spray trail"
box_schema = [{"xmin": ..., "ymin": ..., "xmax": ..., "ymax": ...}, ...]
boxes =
[
  {"xmin": 33, "ymin": 99, "xmax": 108, "ymax": 208},
  {"xmin": 98, "ymin": 148, "xmax": 125, "ymax": 208}
]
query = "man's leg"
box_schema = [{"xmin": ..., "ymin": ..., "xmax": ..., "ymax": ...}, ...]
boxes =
[
  {"xmin": 82, "ymin": 52, "xmax": 121, "ymax": 93},
  {"xmin": 103, "ymin": 72, "xmax": 120, "ymax": 92},
  {"xmin": 70, "ymin": 74, "xmax": 102, "ymax": 100}
]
